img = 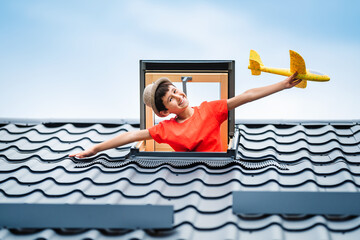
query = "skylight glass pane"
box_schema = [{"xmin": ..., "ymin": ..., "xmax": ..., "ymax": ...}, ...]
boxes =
[{"xmin": 187, "ymin": 82, "xmax": 220, "ymax": 107}]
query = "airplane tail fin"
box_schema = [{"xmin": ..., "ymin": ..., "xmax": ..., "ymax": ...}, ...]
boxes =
[{"xmin": 249, "ymin": 50, "xmax": 263, "ymax": 75}]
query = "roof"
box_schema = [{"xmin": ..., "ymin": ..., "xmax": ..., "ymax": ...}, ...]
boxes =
[{"xmin": 1, "ymin": 119, "xmax": 360, "ymax": 239}]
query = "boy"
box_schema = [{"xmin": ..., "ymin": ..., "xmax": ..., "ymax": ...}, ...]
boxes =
[{"xmin": 70, "ymin": 72, "xmax": 301, "ymax": 158}]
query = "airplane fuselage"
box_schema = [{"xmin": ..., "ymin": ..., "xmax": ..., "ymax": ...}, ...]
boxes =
[{"xmin": 250, "ymin": 66, "xmax": 330, "ymax": 82}]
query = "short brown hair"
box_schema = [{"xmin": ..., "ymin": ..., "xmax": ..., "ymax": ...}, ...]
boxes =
[{"xmin": 155, "ymin": 81, "xmax": 174, "ymax": 112}]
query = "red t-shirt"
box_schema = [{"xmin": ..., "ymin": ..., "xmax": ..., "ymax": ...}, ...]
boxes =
[{"xmin": 148, "ymin": 99, "xmax": 228, "ymax": 152}]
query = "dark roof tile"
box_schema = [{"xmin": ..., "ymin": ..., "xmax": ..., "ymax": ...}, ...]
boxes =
[{"xmin": 1, "ymin": 121, "xmax": 360, "ymax": 239}]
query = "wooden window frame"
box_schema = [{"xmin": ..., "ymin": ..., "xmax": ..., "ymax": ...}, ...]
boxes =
[{"xmin": 139, "ymin": 60, "xmax": 235, "ymax": 153}]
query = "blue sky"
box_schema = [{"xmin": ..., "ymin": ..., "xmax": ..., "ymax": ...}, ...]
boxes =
[{"xmin": 1, "ymin": 0, "xmax": 359, "ymax": 121}]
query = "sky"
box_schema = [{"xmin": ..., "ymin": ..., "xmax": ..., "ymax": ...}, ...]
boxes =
[{"xmin": 1, "ymin": 0, "xmax": 359, "ymax": 122}]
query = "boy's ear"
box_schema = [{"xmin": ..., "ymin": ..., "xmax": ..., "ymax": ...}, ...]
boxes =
[{"xmin": 159, "ymin": 110, "xmax": 170, "ymax": 117}]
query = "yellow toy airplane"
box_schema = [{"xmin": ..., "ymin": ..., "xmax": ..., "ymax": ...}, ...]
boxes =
[{"xmin": 248, "ymin": 50, "xmax": 330, "ymax": 88}]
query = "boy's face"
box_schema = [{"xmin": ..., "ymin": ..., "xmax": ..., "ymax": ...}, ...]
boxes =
[{"xmin": 161, "ymin": 85, "xmax": 189, "ymax": 115}]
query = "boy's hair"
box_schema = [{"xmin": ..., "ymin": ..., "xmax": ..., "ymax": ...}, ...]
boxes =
[{"xmin": 155, "ymin": 81, "xmax": 174, "ymax": 112}]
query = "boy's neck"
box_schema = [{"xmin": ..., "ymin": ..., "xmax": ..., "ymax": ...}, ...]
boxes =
[{"xmin": 176, "ymin": 106, "xmax": 194, "ymax": 123}]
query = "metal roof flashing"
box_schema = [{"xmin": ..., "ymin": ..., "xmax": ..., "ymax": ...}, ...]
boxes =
[{"xmin": 0, "ymin": 203, "xmax": 174, "ymax": 229}]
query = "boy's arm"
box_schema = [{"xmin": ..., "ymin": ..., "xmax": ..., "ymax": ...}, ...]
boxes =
[
  {"xmin": 69, "ymin": 129, "xmax": 152, "ymax": 158},
  {"xmin": 227, "ymin": 72, "xmax": 301, "ymax": 111}
]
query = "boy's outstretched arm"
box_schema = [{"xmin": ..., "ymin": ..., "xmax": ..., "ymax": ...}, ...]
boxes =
[
  {"xmin": 227, "ymin": 72, "xmax": 301, "ymax": 111},
  {"xmin": 69, "ymin": 129, "xmax": 152, "ymax": 158}
]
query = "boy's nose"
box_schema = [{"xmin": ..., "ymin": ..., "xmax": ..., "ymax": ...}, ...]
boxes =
[
  {"xmin": 173, "ymin": 94, "xmax": 182, "ymax": 101},
  {"xmin": 173, "ymin": 91, "xmax": 182, "ymax": 97}
]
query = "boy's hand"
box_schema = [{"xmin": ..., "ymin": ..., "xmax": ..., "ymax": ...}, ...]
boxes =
[
  {"xmin": 69, "ymin": 147, "xmax": 97, "ymax": 159},
  {"xmin": 284, "ymin": 72, "xmax": 302, "ymax": 89}
]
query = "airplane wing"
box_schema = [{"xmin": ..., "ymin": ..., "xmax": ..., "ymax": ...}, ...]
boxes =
[
  {"xmin": 290, "ymin": 50, "xmax": 306, "ymax": 74},
  {"xmin": 295, "ymin": 79, "xmax": 307, "ymax": 88},
  {"xmin": 289, "ymin": 50, "xmax": 307, "ymax": 88}
]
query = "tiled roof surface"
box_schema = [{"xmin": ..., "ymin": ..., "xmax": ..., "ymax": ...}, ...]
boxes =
[{"xmin": 1, "ymin": 121, "xmax": 360, "ymax": 240}]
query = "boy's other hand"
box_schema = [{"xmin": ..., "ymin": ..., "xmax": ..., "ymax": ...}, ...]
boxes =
[
  {"xmin": 284, "ymin": 72, "xmax": 302, "ymax": 89},
  {"xmin": 69, "ymin": 147, "xmax": 97, "ymax": 159}
]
